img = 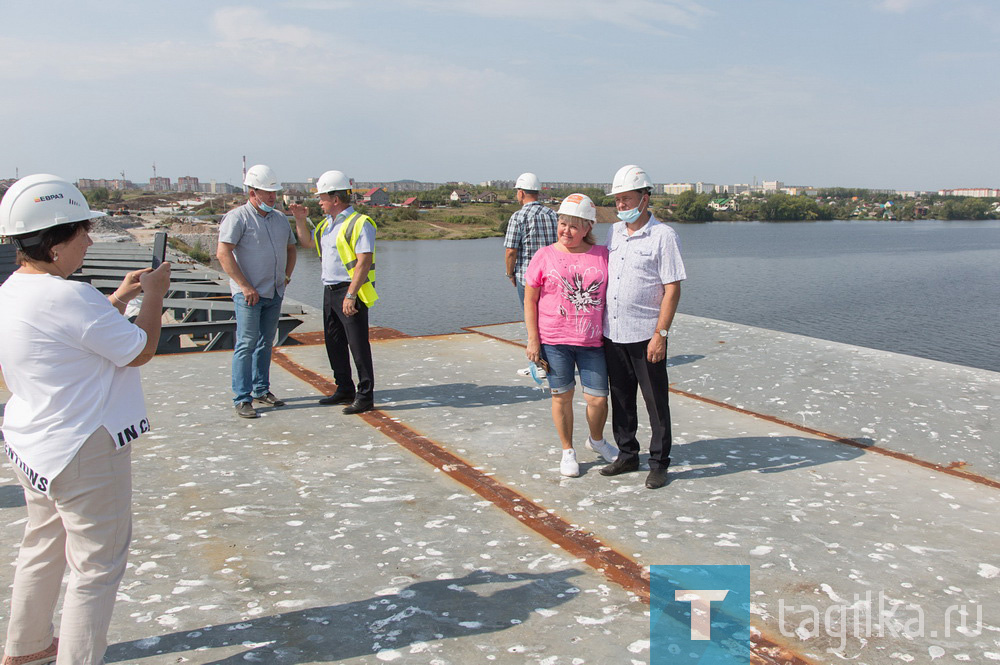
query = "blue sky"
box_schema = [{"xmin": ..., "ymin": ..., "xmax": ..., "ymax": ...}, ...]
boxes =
[{"xmin": 1, "ymin": 0, "xmax": 997, "ymax": 190}]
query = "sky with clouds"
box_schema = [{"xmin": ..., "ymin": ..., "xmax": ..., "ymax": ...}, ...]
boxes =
[{"xmin": 1, "ymin": 0, "xmax": 997, "ymax": 190}]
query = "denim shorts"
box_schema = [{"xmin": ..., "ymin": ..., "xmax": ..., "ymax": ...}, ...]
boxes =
[{"xmin": 540, "ymin": 344, "xmax": 609, "ymax": 397}]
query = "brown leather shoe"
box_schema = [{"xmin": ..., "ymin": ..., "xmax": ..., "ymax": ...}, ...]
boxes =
[
  {"xmin": 253, "ymin": 392, "xmax": 286, "ymax": 407},
  {"xmin": 3, "ymin": 638, "xmax": 58, "ymax": 665},
  {"xmin": 235, "ymin": 402, "xmax": 258, "ymax": 419}
]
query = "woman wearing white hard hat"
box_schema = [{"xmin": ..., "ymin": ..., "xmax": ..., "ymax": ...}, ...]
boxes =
[
  {"xmin": 0, "ymin": 174, "xmax": 170, "ymax": 665},
  {"xmin": 523, "ymin": 193, "xmax": 619, "ymax": 478}
]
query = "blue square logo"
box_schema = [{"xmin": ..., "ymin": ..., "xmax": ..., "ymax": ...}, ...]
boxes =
[{"xmin": 651, "ymin": 565, "xmax": 757, "ymax": 664}]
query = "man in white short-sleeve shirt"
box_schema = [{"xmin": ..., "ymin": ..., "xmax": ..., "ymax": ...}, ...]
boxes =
[{"xmin": 601, "ymin": 165, "xmax": 686, "ymax": 490}]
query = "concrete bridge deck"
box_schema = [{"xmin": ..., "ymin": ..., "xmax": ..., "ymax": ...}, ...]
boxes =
[{"xmin": 0, "ymin": 307, "xmax": 997, "ymax": 665}]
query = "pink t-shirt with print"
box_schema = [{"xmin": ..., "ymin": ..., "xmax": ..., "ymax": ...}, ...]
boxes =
[{"xmin": 525, "ymin": 244, "xmax": 609, "ymax": 347}]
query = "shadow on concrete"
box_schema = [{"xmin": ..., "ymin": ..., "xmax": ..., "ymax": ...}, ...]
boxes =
[
  {"xmin": 667, "ymin": 354, "xmax": 704, "ymax": 367},
  {"xmin": 245, "ymin": 384, "xmax": 548, "ymax": 415},
  {"xmin": 376, "ymin": 383, "xmax": 548, "ymax": 411},
  {"xmin": 107, "ymin": 569, "xmax": 583, "ymax": 664},
  {"xmin": 0, "ymin": 484, "xmax": 26, "ymax": 509},
  {"xmin": 669, "ymin": 436, "xmax": 868, "ymax": 480}
]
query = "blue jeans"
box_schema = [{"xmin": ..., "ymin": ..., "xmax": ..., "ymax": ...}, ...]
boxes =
[
  {"xmin": 232, "ymin": 293, "xmax": 283, "ymax": 405},
  {"xmin": 540, "ymin": 344, "xmax": 609, "ymax": 397}
]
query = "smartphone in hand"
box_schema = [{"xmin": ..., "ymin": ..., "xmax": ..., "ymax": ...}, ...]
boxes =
[{"xmin": 152, "ymin": 231, "xmax": 167, "ymax": 268}]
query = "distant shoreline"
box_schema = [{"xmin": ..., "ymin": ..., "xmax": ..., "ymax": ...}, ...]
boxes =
[{"xmin": 104, "ymin": 207, "xmax": 996, "ymax": 256}]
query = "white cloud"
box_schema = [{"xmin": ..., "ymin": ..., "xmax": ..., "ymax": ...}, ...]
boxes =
[
  {"xmin": 212, "ymin": 6, "xmax": 327, "ymax": 48},
  {"xmin": 875, "ymin": 0, "xmax": 927, "ymax": 13},
  {"xmin": 279, "ymin": 0, "xmax": 355, "ymax": 9},
  {"xmin": 398, "ymin": 0, "xmax": 712, "ymax": 33}
]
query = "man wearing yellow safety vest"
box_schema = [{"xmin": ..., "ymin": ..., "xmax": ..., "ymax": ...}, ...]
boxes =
[{"xmin": 290, "ymin": 170, "xmax": 377, "ymax": 414}]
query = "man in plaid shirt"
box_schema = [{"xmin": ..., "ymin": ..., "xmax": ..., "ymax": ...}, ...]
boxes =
[{"xmin": 503, "ymin": 172, "xmax": 558, "ymax": 304}]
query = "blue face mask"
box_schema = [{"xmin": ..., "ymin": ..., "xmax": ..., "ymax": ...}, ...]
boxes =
[
  {"xmin": 617, "ymin": 206, "xmax": 641, "ymax": 223},
  {"xmin": 253, "ymin": 190, "xmax": 275, "ymax": 213},
  {"xmin": 616, "ymin": 194, "xmax": 647, "ymax": 223}
]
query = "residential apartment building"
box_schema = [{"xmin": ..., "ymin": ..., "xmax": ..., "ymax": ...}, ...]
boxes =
[
  {"xmin": 149, "ymin": 177, "xmax": 171, "ymax": 192},
  {"xmin": 77, "ymin": 178, "xmax": 134, "ymax": 191},
  {"xmin": 177, "ymin": 176, "xmax": 200, "ymax": 192},
  {"xmin": 938, "ymin": 188, "xmax": 1000, "ymax": 197},
  {"xmin": 355, "ymin": 180, "xmax": 438, "ymax": 193}
]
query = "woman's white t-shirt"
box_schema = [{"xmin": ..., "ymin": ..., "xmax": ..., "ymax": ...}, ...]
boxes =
[{"xmin": 0, "ymin": 272, "xmax": 148, "ymax": 493}]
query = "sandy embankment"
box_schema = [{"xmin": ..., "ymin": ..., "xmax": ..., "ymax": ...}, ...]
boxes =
[{"xmin": 93, "ymin": 214, "xmax": 219, "ymax": 255}]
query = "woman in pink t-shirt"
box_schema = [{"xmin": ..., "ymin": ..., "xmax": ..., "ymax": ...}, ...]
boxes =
[{"xmin": 524, "ymin": 194, "xmax": 620, "ymax": 478}]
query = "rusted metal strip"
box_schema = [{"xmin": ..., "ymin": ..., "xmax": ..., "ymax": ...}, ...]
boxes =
[
  {"xmin": 460, "ymin": 324, "xmax": 526, "ymax": 347},
  {"xmin": 271, "ymin": 346, "xmax": 818, "ymax": 665},
  {"xmin": 287, "ymin": 326, "xmax": 409, "ymax": 347},
  {"xmin": 670, "ymin": 387, "xmax": 1000, "ymax": 490}
]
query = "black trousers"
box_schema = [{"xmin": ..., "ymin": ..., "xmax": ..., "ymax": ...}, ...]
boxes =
[
  {"xmin": 323, "ymin": 283, "xmax": 374, "ymax": 400},
  {"xmin": 603, "ymin": 337, "xmax": 672, "ymax": 470}
]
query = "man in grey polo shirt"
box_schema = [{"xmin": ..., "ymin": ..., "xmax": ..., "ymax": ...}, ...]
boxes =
[
  {"xmin": 600, "ymin": 165, "xmax": 686, "ymax": 489},
  {"xmin": 216, "ymin": 164, "xmax": 297, "ymax": 419}
]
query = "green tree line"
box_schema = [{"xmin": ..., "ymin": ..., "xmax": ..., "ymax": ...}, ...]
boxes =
[{"xmin": 652, "ymin": 190, "xmax": 999, "ymax": 222}]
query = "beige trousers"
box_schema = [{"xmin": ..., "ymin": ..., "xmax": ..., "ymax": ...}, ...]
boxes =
[{"xmin": 4, "ymin": 427, "xmax": 132, "ymax": 665}]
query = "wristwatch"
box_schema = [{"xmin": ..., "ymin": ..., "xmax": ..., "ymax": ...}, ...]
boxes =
[
  {"xmin": 658, "ymin": 328, "xmax": 669, "ymax": 338},
  {"xmin": 346, "ymin": 292, "xmax": 358, "ymax": 301}
]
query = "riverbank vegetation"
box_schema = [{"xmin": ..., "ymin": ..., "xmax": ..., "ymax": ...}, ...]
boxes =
[{"xmin": 658, "ymin": 189, "xmax": 1000, "ymax": 223}]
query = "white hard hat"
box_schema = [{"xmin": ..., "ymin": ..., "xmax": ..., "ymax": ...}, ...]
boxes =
[
  {"xmin": 315, "ymin": 170, "xmax": 353, "ymax": 195},
  {"xmin": 515, "ymin": 172, "xmax": 540, "ymax": 191},
  {"xmin": 0, "ymin": 173, "xmax": 105, "ymax": 239},
  {"xmin": 557, "ymin": 193, "xmax": 597, "ymax": 223},
  {"xmin": 610, "ymin": 164, "xmax": 653, "ymax": 195},
  {"xmin": 244, "ymin": 164, "xmax": 281, "ymax": 191}
]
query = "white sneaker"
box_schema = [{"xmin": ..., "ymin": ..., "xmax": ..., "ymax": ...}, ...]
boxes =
[
  {"xmin": 517, "ymin": 364, "xmax": 547, "ymax": 379},
  {"xmin": 560, "ymin": 448, "xmax": 580, "ymax": 477},
  {"xmin": 587, "ymin": 437, "xmax": 620, "ymax": 463}
]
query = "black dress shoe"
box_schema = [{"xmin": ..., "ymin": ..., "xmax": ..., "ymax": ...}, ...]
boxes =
[
  {"xmin": 645, "ymin": 468, "xmax": 670, "ymax": 489},
  {"xmin": 342, "ymin": 398, "xmax": 374, "ymax": 414},
  {"xmin": 319, "ymin": 391, "xmax": 355, "ymax": 405},
  {"xmin": 599, "ymin": 457, "xmax": 640, "ymax": 476}
]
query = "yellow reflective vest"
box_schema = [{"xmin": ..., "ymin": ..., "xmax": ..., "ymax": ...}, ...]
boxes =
[{"xmin": 312, "ymin": 211, "xmax": 378, "ymax": 306}]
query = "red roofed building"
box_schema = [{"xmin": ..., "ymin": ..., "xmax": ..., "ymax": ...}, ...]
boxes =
[{"xmin": 362, "ymin": 187, "xmax": 390, "ymax": 207}]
